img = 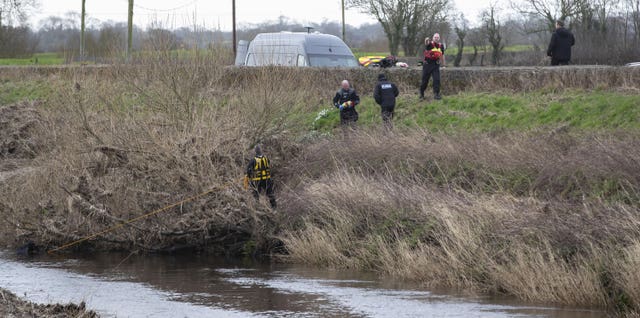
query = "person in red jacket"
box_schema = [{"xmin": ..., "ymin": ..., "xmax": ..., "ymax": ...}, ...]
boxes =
[{"xmin": 419, "ymin": 33, "xmax": 446, "ymax": 101}]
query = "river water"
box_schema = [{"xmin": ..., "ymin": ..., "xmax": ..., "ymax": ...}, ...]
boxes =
[{"xmin": 0, "ymin": 251, "xmax": 605, "ymax": 318}]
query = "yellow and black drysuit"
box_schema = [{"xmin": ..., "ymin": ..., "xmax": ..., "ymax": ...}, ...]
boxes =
[{"xmin": 245, "ymin": 155, "xmax": 276, "ymax": 208}]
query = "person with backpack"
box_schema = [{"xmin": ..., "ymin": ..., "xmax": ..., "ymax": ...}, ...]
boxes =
[
  {"xmin": 244, "ymin": 145, "xmax": 276, "ymax": 208},
  {"xmin": 419, "ymin": 33, "xmax": 446, "ymax": 101},
  {"xmin": 373, "ymin": 73, "xmax": 399, "ymax": 129}
]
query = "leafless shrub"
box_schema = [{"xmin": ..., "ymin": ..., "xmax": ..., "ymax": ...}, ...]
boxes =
[{"xmin": 0, "ymin": 51, "xmax": 308, "ymax": 254}]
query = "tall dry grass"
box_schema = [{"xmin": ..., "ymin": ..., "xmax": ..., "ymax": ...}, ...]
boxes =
[{"xmin": 280, "ymin": 130, "xmax": 640, "ymax": 311}]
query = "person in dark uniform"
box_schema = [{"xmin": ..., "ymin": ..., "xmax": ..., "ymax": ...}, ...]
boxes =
[
  {"xmin": 373, "ymin": 73, "xmax": 399, "ymax": 129},
  {"xmin": 419, "ymin": 33, "xmax": 446, "ymax": 101},
  {"xmin": 547, "ymin": 20, "xmax": 575, "ymax": 66},
  {"xmin": 245, "ymin": 145, "xmax": 276, "ymax": 208},
  {"xmin": 333, "ymin": 80, "xmax": 360, "ymax": 129}
]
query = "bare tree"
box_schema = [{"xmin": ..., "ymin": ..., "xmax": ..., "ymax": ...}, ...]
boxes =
[
  {"xmin": 402, "ymin": 0, "xmax": 450, "ymax": 56},
  {"xmin": 467, "ymin": 28, "xmax": 486, "ymax": 65},
  {"xmin": 482, "ymin": 5, "xmax": 505, "ymax": 65},
  {"xmin": 348, "ymin": 0, "xmax": 449, "ymax": 56},
  {"xmin": 512, "ymin": 0, "xmax": 587, "ymax": 30},
  {"xmin": 95, "ymin": 23, "xmax": 125, "ymax": 58},
  {"xmin": 0, "ymin": 25, "xmax": 37, "ymax": 57},
  {"xmin": 143, "ymin": 27, "xmax": 181, "ymax": 51},
  {"xmin": 630, "ymin": 0, "xmax": 640, "ymax": 41},
  {"xmin": 0, "ymin": 0, "xmax": 38, "ymax": 27},
  {"xmin": 575, "ymin": 0, "xmax": 619, "ymax": 33},
  {"xmin": 348, "ymin": 0, "xmax": 406, "ymax": 55},
  {"xmin": 453, "ymin": 13, "xmax": 468, "ymax": 67}
]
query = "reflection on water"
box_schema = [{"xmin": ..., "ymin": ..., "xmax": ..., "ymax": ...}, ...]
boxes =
[{"xmin": 0, "ymin": 252, "xmax": 606, "ymax": 318}]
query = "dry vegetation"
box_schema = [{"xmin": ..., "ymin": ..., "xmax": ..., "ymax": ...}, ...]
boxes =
[
  {"xmin": 281, "ymin": 131, "xmax": 640, "ymax": 311},
  {"xmin": 0, "ymin": 288, "xmax": 96, "ymax": 318},
  {"xmin": 1, "ymin": 56, "xmax": 640, "ymax": 314}
]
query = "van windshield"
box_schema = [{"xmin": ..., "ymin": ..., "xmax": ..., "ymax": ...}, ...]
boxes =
[
  {"xmin": 307, "ymin": 54, "xmax": 359, "ymax": 67},
  {"xmin": 246, "ymin": 53, "xmax": 297, "ymax": 66}
]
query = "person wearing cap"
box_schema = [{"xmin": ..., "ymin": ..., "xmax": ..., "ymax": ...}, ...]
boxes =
[
  {"xmin": 419, "ymin": 33, "xmax": 446, "ymax": 101},
  {"xmin": 245, "ymin": 145, "xmax": 276, "ymax": 208},
  {"xmin": 373, "ymin": 73, "xmax": 399, "ymax": 129},
  {"xmin": 333, "ymin": 80, "xmax": 360, "ymax": 128},
  {"xmin": 547, "ymin": 20, "xmax": 575, "ymax": 66}
]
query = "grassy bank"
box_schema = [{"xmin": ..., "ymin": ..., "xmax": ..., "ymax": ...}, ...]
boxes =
[
  {"xmin": 310, "ymin": 91, "xmax": 640, "ymax": 133},
  {"xmin": 1, "ymin": 58, "xmax": 639, "ymax": 314},
  {"xmin": 0, "ymin": 288, "xmax": 96, "ymax": 317}
]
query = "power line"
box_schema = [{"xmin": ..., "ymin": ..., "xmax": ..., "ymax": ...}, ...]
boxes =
[{"xmin": 132, "ymin": 0, "xmax": 199, "ymax": 12}]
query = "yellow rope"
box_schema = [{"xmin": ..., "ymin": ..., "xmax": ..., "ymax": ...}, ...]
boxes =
[{"xmin": 47, "ymin": 184, "xmax": 231, "ymax": 254}]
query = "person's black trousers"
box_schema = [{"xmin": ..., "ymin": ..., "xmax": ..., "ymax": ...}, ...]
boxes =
[
  {"xmin": 252, "ymin": 179, "xmax": 276, "ymax": 208},
  {"xmin": 420, "ymin": 62, "xmax": 441, "ymax": 96},
  {"xmin": 551, "ymin": 58, "xmax": 569, "ymax": 66},
  {"xmin": 381, "ymin": 106, "xmax": 394, "ymax": 129}
]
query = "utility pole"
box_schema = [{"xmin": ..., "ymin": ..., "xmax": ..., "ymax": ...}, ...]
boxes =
[
  {"xmin": 232, "ymin": 0, "xmax": 237, "ymax": 57},
  {"xmin": 80, "ymin": 0, "xmax": 86, "ymax": 61},
  {"xmin": 127, "ymin": 0, "xmax": 134, "ymax": 59},
  {"xmin": 341, "ymin": 0, "xmax": 345, "ymax": 41}
]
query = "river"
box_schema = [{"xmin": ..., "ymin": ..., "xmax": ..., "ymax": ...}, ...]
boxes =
[{"xmin": 0, "ymin": 251, "xmax": 605, "ymax": 317}]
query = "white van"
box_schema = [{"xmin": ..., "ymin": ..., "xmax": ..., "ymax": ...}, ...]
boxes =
[{"xmin": 236, "ymin": 32, "xmax": 359, "ymax": 67}]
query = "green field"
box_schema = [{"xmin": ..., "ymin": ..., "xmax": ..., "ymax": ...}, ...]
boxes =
[
  {"xmin": 0, "ymin": 52, "xmax": 64, "ymax": 66},
  {"xmin": 445, "ymin": 44, "xmax": 535, "ymax": 56},
  {"xmin": 0, "ymin": 50, "xmax": 231, "ymax": 66}
]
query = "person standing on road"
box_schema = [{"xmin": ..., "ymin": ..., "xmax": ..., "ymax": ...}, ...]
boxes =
[
  {"xmin": 419, "ymin": 33, "xmax": 446, "ymax": 101},
  {"xmin": 245, "ymin": 145, "xmax": 276, "ymax": 209},
  {"xmin": 373, "ymin": 73, "xmax": 399, "ymax": 129},
  {"xmin": 333, "ymin": 80, "xmax": 360, "ymax": 129},
  {"xmin": 547, "ymin": 20, "xmax": 575, "ymax": 66}
]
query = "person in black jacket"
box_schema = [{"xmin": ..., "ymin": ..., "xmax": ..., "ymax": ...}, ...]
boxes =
[
  {"xmin": 547, "ymin": 20, "xmax": 575, "ymax": 66},
  {"xmin": 333, "ymin": 80, "xmax": 360, "ymax": 128},
  {"xmin": 245, "ymin": 145, "xmax": 276, "ymax": 208},
  {"xmin": 373, "ymin": 73, "xmax": 399, "ymax": 129}
]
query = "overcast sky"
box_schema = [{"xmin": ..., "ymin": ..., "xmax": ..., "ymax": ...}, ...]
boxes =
[{"xmin": 30, "ymin": 0, "xmax": 493, "ymax": 30}]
